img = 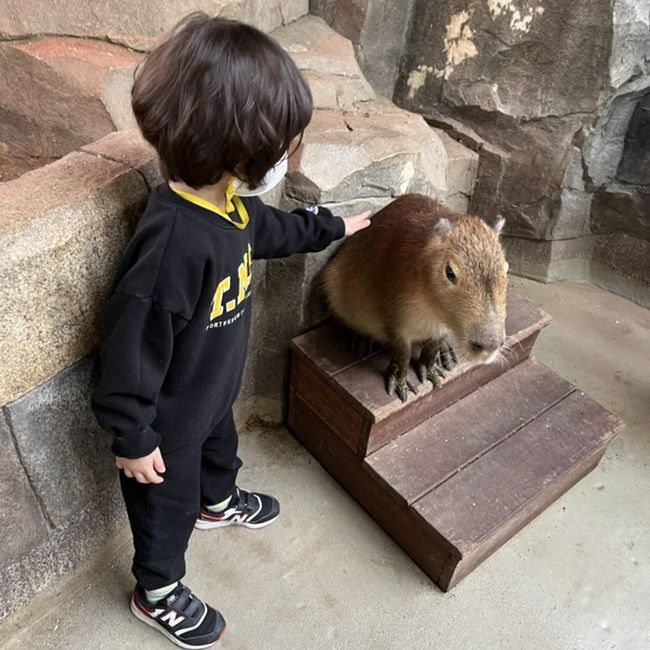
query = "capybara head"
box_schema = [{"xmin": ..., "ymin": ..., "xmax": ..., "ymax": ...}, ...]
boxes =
[{"xmin": 425, "ymin": 215, "xmax": 508, "ymax": 365}]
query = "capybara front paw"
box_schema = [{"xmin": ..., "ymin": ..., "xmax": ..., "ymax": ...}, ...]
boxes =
[
  {"xmin": 437, "ymin": 341, "xmax": 458, "ymax": 372},
  {"xmin": 386, "ymin": 370, "xmax": 419, "ymax": 403},
  {"xmin": 416, "ymin": 361, "xmax": 443, "ymax": 388}
]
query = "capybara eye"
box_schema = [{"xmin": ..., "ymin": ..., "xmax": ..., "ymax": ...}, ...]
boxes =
[{"xmin": 445, "ymin": 265, "xmax": 457, "ymax": 284}]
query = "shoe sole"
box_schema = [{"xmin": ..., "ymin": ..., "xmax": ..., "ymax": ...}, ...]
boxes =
[
  {"xmin": 194, "ymin": 513, "xmax": 279, "ymax": 530},
  {"xmin": 130, "ymin": 594, "xmax": 224, "ymax": 649}
]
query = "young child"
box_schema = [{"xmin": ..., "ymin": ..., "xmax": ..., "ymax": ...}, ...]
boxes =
[{"xmin": 91, "ymin": 13, "xmax": 370, "ymax": 649}]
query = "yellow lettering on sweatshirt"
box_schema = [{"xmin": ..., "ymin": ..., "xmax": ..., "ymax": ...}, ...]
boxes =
[{"xmin": 210, "ymin": 246, "xmax": 253, "ymax": 322}]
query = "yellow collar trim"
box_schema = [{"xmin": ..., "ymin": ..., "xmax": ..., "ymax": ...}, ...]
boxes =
[{"xmin": 171, "ymin": 182, "xmax": 249, "ymax": 230}]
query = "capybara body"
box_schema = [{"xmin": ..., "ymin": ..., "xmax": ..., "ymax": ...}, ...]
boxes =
[{"xmin": 322, "ymin": 194, "xmax": 508, "ymax": 401}]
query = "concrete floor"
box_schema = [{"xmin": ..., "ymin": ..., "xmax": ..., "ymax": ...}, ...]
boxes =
[{"xmin": 2, "ymin": 278, "xmax": 649, "ymax": 650}]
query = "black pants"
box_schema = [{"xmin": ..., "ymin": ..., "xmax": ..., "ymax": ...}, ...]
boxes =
[{"xmin": 120, "ymin": 409, "xmax": 242, "ymax": 590}]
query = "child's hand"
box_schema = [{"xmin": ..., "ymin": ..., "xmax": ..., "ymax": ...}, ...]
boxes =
[
  {"xmin": 116, "ymin": 447, "xmax": 166, "ymax": 484},
  {"xmin": 342, "ymin": 210, "xmax": 372, "ymax": 237}
]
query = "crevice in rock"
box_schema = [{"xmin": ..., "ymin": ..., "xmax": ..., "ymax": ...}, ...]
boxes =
[
  {"xmin": 0, "ymin": 32, "xmax": 146, "ymax": 53},
  {"xmin": 423, "ymin": 116, "xmax": 483, "ymax": 152},
  {"xmin": 519, "ymin": 111, "xmax": 593, "ymax": 124},
  {"xmin": 81, "ymin": 149, "xmax": 153, "ymax": 192},
  {"xmin": 2, "ymin": 407, "xmax": 55, "ymax": 530}
]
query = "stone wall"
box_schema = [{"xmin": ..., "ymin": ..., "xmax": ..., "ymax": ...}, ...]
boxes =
[
  {"xmin": 0, "ymin": 132, "xmax": 154, "ymax": 619},
  {"xmin": 311, "ymin": 0, "xmax": 650, "ymax": 308}
]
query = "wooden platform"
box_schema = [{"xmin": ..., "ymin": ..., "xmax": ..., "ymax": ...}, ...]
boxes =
[{"xmin": 287, "ymin": 292, "xmax": 620, "ymax": 590}]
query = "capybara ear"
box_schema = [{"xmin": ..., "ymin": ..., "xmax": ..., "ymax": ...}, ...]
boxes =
[
  {"xmin": 434, "ymin": 218, "xmax": 454, "ymax": 239},
  {"xmin": 493, "ymin": 215, "xmax": 505, "ymax": 236}
]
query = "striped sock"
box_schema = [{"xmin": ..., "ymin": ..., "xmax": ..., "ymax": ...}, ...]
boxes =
[
  {"xmin": 206, "ymin": 495, "xmax": 233, "ymax": 513},
  {"xmin": 144, "ymin": 582, "xmax": 178, "ymax": 605}
]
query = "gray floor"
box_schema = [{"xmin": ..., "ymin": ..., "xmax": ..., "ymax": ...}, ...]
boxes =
[{"xmin": 2, "ymin": 278, "xmax": 649, "ymax": 650}]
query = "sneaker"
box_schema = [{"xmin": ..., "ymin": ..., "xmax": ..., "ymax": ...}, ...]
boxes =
[
  {"xmin": 195, "ymin": 487, "xmax": 280, "ymax": 530},
  {"xmin": 130, "ymin": 582, "xmax": 225, "ymax": 649}
]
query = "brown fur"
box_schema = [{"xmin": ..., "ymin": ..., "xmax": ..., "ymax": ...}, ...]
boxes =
[{"xmin": 322, "ymin": 194, "xmax": 509, "ymax": 398}]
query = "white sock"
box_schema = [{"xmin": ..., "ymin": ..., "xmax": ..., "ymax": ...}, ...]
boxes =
[
  {"xmin": 206, "ymin": 495, "xmax": 232, "ymax": 513},
  {"xmin": 145, "ymin": 582, "xmax": 178, "ymax": 604}
]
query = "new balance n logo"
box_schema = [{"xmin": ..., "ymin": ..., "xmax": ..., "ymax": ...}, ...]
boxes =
[{"xmin": 160, "ymin": 610, "xmax": 186, "ymax": 628}]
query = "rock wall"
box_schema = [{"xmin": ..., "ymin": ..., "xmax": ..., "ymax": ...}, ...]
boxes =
[
  {"xmin": 312, "ymin": 0, "xmax": 650, "ymax": 307},
  {"xmin": 0, "ymin": 0, "xmax": 309, "ymax": 50}
]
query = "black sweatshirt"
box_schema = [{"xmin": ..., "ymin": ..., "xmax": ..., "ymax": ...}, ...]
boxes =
[{"xmin": 92, "ymin": 183, "xmax": 344, "ymax": 459}]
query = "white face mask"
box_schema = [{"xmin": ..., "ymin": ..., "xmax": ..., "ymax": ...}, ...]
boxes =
[{"xmin": 231, "ymin": 152, "xmax": 288, "ymax": 197}]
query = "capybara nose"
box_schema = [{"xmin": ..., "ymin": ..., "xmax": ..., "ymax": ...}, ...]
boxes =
[{"xmin": 471, "ymin": 338, "xmax": 501, "ymax": 354}]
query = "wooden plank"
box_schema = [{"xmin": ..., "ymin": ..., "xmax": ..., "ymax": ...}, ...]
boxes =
[
  {"xmin": 503, "ymin": 290, "xmax": 551, "ymax": 338},
  {"xmin": 440, "ymin": 445, "xmax": 607, "ymax": 590},
  {"xmin": 367, "ymin": 361, "xmax": 575, "ymax": 506},
  {"xmin": 362, "ymin": 331, "xmax": 540, "ymax": 455},
  {"xmin": 287, "ymin": 394, "xmax": 457, "ymax": 582},
  {"xmin": 291, "ymin": 353, "xmax": 367, "ymax": 453},
  {"xmin": 290, "ymin": 320, "xmax": 367, "ymax": 378},
  {"xmin": 412, "ymin": 391, "xmax": 620, "ymax": 554},
  {"xmin": 335, "ymin": 301, "xmax": 547, "ymax": 427}
]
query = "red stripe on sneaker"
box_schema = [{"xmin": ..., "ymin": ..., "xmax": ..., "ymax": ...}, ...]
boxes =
[
  {"xmin": 200, "ymin": 507, "xmax": 225, "ymax": 521},
  {"xmin": 132, "ymin": 591, "xmax": 156, "ymax": 616}
]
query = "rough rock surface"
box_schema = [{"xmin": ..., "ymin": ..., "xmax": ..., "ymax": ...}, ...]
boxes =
[
  {"xmin": 6, "ymin": 358, "xmax": 116, "ymax": 528},
  {"xmin": 313, "ymin": 0, "xmax": 650, "ymax": 304},
  {"xmin": 82, "ymin": 129, "xmax": 161, "ymax": 189},
  {"xmin": 0, "ymin": 150, "xmax": 147, "ymax": 405},
  {"xmin": 15, "ymin": 38, "xmax": 142, "ymax": 130},
  {"xmin": 0, "ymin": 415, "xmax": 49, "ymax": 567},
  {"xmin": 2, "ymin": 468, "xmax": 126, "ymax": 621},
  {"xmin": 0, "ymin": 44, "xmax": 116, "ymax": 182},
  {"xmin": 275, "ymin": 17, "xmax": 477, "ymax": 212},
  {"xmin": 0, "ymin": 0, "xmax": 309, "ymax": 50},
  {"xmin": 252, "ymin": 16, "xmax": 479, "ymax": 397},
  {"xmin": 310, "ymin": 0, "xmax": 415, "ymax": 98}
]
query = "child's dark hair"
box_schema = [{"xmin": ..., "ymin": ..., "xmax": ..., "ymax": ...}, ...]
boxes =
[{"xmin": 132, "ymin": 13, "xmax": 313, "ymax": 189}]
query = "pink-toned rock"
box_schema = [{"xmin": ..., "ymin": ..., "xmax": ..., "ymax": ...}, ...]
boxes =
[
  {"xmin": 82, "ymin": 129, "xmax": 161, "ymax": 188},
  {"xmin": 0, "ymin": 0, "xmax": 309, "ymax": 51},
  {"xmin": 0, "ymin": 44, "xmax": 115, "ymax": 182},
  {"xmin": 16, "ymin": 38, "xmax": 142, "ymax": 130}
]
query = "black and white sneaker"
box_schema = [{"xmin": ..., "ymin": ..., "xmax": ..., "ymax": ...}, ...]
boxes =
[
  {"xmin": 195, "ymin": 487, "xmax": 280, "ymax": 530},
  {"xmin": 130, "ymin": 582, "xmax": 225, "ymax": 649}
]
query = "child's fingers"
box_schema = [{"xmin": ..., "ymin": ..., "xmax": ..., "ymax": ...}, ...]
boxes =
[
  {"xmin": 153, "ymin": 450, "xmax": 166, "ymax": 474},
  {"xmin": 145, "ymin": 469, "xmax": 164, "ymax": 484},
  {"xmin": 123, "ymin": 467, "xmax": 133, "ymax": 478}
]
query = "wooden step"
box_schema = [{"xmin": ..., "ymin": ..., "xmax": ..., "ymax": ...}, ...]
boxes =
[
  {"xmin": 288, "ymin": 360, "xmax": 620, "ymax": 591},
  {"xmin": 291, "ymin": 291, "xmax": 551, "ymax": 457}
]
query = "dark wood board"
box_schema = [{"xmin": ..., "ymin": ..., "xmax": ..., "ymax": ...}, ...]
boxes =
[
  {"xmin": 367, "ymin": 360, "xmax": 575, "ymax": 506},
  {"xmin": 287, "ymin": 292, "xmax": 620, "ymax": 591},
  {"xmin": 412, "ymin": 391, "xmax": 619, "ymax": 552},
  {"xmin": 290, "ymin": 291, "xmax": 552, "ymax": 457},
  {"xmin": 287, "ymin": 392, "xmax": 458, "ymax": 582}
]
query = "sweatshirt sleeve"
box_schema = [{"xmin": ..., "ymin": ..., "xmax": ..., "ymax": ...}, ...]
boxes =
[
  {"xmin": 91, "ymin": 292, "xmax": 187, "ymax": 459},
  {"xmin": 251, "ymin": 200, "xmax": 345, "ymax": 260}
]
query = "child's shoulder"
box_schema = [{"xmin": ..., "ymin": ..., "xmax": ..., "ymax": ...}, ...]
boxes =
[{"xmin": 112, "ymin": 185, "xmax": 211, "ymax": 317}]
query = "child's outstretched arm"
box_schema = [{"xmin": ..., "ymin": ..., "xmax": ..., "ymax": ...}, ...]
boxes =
[{"xmin": 250, "ymin": 199, "xmax": 371, "ymax": 260}]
